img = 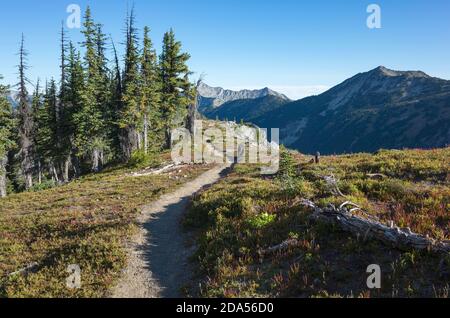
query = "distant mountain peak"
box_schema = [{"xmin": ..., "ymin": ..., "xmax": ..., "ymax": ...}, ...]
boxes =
[
  {"xmin": 321, "ymin": 66, "xmax": 442, "ymax": 111},
  {"xmin": 197, "ymin": 82, "xmax": 290, "ymax": 112},
  {"xmin": 370, "ymin": 66, "xmax": 431, "ymax": 78},
  {"xmin": 374, "ymin": 66, "xmax": 398, "ymax": 76},
  {"xmin": 251, "ymin": 66, "xmax": 450, "ymax": 154}
]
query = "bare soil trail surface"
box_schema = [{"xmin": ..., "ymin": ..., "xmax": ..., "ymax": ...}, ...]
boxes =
[{"xmin": 111, "ymin": 164, "xmax": 231, "ymax": 298}]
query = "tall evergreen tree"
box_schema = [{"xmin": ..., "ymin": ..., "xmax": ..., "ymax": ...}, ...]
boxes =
[
  {"xmin": 159, "ymin": 29, "xmax": 192, "ymax": 148},
  {"xmin": 66, "ymin": 42, "xmax": 85, "ymax": 176},
  {"xmin": 31, "ymin": 79, "xmax": 43, "ymax": 184},
  {"xmin": 0, "ymin": 75, "xmax": 16, "ymax": 197},
  {"xmin": 17, "ymin": 34, "xmax": 34, "ymax": 189},
  {"xmin": 75, "ymin": 6, "xmax": 107, "ymax": 172},
  {"xmin": 119, "ymin": 8, "xmax": 141, "ymax": 160},
  {"xmin": 36, "ymin": 79, "xmax": 59, "ymax": 182},
  {"xmin": 140, "ymin": 26, "xmax": 161, "ymax": 153},
  {"xmin": 59, "ymin": 23, "xmax": 68, "ymax": 107},
  {"xmin": 58, "ymin": 23, "xmax": 72, "ymax": 182},
  {"xmin": 94, "ymin": 23, "xmax": 111, "ymax": 123},
  {"xmin": 2, "ymin": 7, "xmax": 199, "ymax": 197},
  {"xmin": 109, "ymin": 38, "xmax": 123, "ymax": 158}
]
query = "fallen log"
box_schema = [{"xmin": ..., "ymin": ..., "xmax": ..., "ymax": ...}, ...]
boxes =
[
  {"xmin": 130, "ymin": 163, "xmax": 187, "ymax": 177},
  {"xmin": 366, "ymin": 173, "xmax": 387, "ymax": 180},
  {"xmin": 303, "ymin": 201, "xmax": 450, "ymax": 254},
  {"xmin": 262, "ymin": 239, "xmax": 299, "ymax": 255},
  {"xmin": 8, "ymin": 262, "xmax": 39, "ymax": 277}
]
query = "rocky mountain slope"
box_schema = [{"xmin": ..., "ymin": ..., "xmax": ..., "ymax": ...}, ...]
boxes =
[
  {"xmin": 197, "ymin": 82, "xmax": 290, "ymax": 114},
  {"xmin": 252, "ymin": 66, "xmax": 450, "ymax": 154},
  {"xmin": 202, "ymin": 94, "xmax": 290, "ymax": 122}
]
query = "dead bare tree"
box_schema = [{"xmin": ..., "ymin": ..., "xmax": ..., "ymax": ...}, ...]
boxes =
[
  {"xmin": 187, "ymin": 74, "xmax": 205, "ymax": 135},
  {"xmin": 17, "ymin": 34, "xmax": 34, "ymax": 189}
]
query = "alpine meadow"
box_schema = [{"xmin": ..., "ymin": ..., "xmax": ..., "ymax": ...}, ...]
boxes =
[{"xmin": 0, "ymin": 0, "xmax": 449, "ymax": 308}]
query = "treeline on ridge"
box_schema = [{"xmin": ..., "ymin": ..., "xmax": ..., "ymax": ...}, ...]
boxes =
[{"xmin": 0, "ymin": 6, "xmax": 198, "ymax": 197}]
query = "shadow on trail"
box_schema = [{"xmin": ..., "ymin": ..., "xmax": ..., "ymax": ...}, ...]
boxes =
[
  {"xmin": 139, "ymin": 163, "xmax": 234, "ymax": 297},
  {"xmin": 141, "ymin": 196, "xmax": 192, "ymax": 297}
]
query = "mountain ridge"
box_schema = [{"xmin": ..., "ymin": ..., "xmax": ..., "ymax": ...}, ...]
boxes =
[
  {"xmin": 197, "ymin": 81, "xmax": 290, "ymax": 114},
  {"xmin": 203, "ymin": 94, "xmax": 290, "ymax": 122},
  {"xmin": 252, "ymin": 66, "xmax": 450, "ymax": 154},
  {"xmin": 199, "ymin": 66, "xmax": 450, "ymax": 154}
]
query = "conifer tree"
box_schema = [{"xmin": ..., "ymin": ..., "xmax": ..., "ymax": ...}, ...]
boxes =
[
  {"xmin": 17, "ymin": 34, "xmax": 34, "ymax": 189},
  {"xmin": 140, "ymin": 26, "xmax": 161, "ymax": 153},
  {"xmin": 31, "ymin": 79, "xmax": 43, "ymax": 184},
  {"xmin": 109, "ymin": 38, "xmax": 123, "ymax": 158},
  {"xmin": 37, "ymin": 79, "xmax": 59, "ymax": 182},
  {"xmin": 58, "ymin": 23, "xmax": 72, "ymax": 182},
  {"xmin": 2, "ymin": 7, "xmax": 199, "ymax": 196},
  {"xmin": 93, "ymin": 22, "xmax": 111, "ymax": 168},
  {"xmin": 0, "ymin": 75, "xmax": 16, "ymax": 197},
  {"xmin": 75, "ymin": 6, "xmax": 107, "ymax": 172},
  {"xmin": 159, "ymin": 29, "xmax": 192, "ymax": 148},
  {"xmin": 94, "ymin": 23, "xmax": 111, "ymax": 122},
  {"xmin": 66, "ymin": 42, "xmax": 85, "ymax": 176},
  {"xmin": 119, "ymin": 8, "xmax": 141, "ymax": 160}
]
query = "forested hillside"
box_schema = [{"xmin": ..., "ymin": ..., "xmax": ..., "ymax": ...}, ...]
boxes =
[{"xmin": 0, "ymin": 6, "xmax": 197, "ymax": 198}]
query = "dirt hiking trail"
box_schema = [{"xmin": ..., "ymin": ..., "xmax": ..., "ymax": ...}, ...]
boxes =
[{"xmin": 112, "ymin": 164, "xmax": 230, "ymax": 298}]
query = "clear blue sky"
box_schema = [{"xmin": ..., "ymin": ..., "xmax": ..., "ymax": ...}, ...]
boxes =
[{"xmin": 1, "ymin": 0, "xmax": 449, "ymax": 99}]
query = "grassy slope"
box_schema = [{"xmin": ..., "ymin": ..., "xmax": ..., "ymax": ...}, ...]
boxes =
[
  {"xmin": 0, "ymin": 155, "xmax": 211, "ymax": 298},
  {"xmin": 185, "ymin": 148, "xmax": 450, "ymax": 298}
]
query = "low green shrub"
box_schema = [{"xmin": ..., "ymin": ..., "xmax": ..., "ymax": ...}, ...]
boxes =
[
  {"xmin": 128, "ymin": 150, "xmax": 161, "ymax": 169},
  {"xmin": 247, "ymin": 212, "xmax": 276, "ymax": 229},
  {"xmin": 29, "ymin": 179, "xmax": 56, "ymax": 192}
]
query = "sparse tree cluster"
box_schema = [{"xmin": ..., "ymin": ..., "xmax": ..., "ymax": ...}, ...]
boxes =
[
  {"xmin": 0, "ymin": 6, "xmax": 194, "ymax": 197},
  {"xmin": 0, "ymin": 76, "xmax": 16, "ymax": 197}
]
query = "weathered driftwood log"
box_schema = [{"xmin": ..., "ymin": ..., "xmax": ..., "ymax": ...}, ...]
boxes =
[
  {"xmin": 366, "ymin": 173, "xmax": 387, "ymax": 180},
  {"xmin": 262, "ymin": 239, "xmax": 299, "ymax": 255},
  {"xmin": 130, "ymin": 163, "xmax": 187, "ymax": 177},
  {"xmin": 324, "ymin": 175, "xmax": 346, "ymax": 197},
  {"xmin": 301, "ymin": 199, "xmax": 450, "ymax": 254},
  {"xmin": 8, "ymin": 262, "xmax": 39, "ymax": 277}
]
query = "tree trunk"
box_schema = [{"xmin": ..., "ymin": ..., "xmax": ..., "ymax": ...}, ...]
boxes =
[
  {"xmin": 0, "ymin": 155, "xmax": 8, "ymax": 198},
  {"xmin": 24, "ymin": 172, "xmax": 33, "ymax": 189},
  {"xmin": 165, "ymin": 127, "xmax": 172, "ymax": 150},
  {"xmin": 72, "ymin": 154, "xmax": 81, "ymax": 177},
  {"xmin": 22, "ymin": 146, "xmax": 33, "ymax": 189},
  {"xmin": 120, "ymin": 127, "xmax": 139, "ymax": 162},
  {"xmin": 38, "ymin": 161, "xmax": 42, "ymax": 184},
  {"xmin": 92, "ymin": 148, "xmax": 100, "ymax": 172},
  {"xmin": 100, "ymin": 150, "xmax": 104, "ymax": 169},
  {"xmin": 187, "ymin": 101, "xmax": 198, "ymax": 135},
  {"xmin": 18, "ymin": 35, "xmax": 34, "ymax": 190},
  {"xmin": 119, "ymin": 130, "xmax": 129, "ymax": 162},
  {"xmin": 63, "ymin": 156, "xmax": 70, "ymax": 182},
  {"xmin": 143, "ymin": 114, "xmax": 149, "ymax": 154},
  {"xmin": 51, "ymin": 163, "xmax": 59, "ymax": 184},
  {"xmin": 137, "ymin": 132, "xmax": 142, "ymax": 151},
  {"xmin": 308, "ymin": 201, "xmax": 450, "ymax": 254}
]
